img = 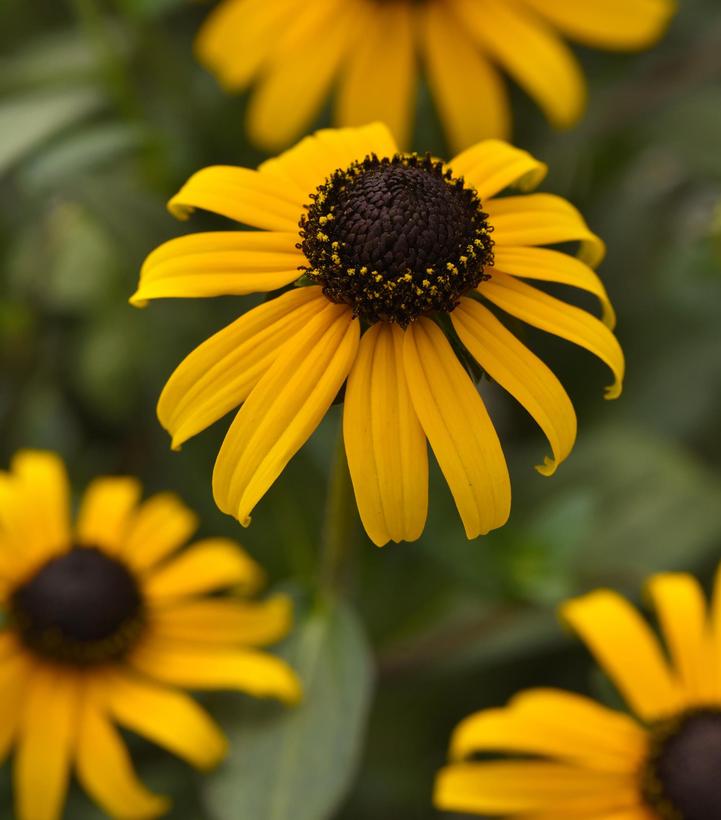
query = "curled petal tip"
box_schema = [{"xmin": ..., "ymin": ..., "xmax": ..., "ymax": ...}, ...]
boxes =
[{"xmin": 535, "ymin": 456, "xmax": 559, "ymax": 477}]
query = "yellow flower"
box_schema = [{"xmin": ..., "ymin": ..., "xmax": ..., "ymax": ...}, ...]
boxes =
[
  {"xmin": 0, "ymin": 450, "xmax": 300, "ymax": 820},
  {"xmin": 195, "ymin": 0, "xmax": 676, "ymax": 153},
  {"xmin": 132, "ymin": 123, "xmax": 624, "ymax": 547},
  {"xmin": 435, "ymin": 568, "xmax": 721, "ymax": 819}
]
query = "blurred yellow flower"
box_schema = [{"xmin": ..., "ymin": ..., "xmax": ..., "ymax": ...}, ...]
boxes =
[
  {"xmin": 435, "ymin": 568, "xmax": 721, "ymax": 819},
  {"xmin": 0, "ymin": 450, "xmax": 299, "ymax": 820},
  {"xmin": 133, "ymin": 123, "xmax": 624, "ymax": 547},
  {"xmin": 196, "ymin": 0, "xmax": 676, "ymax": 153}
]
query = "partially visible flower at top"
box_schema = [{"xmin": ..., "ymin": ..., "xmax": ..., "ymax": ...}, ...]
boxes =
[
  {"xmin": 132, "ymin": 123, "xmax": 624, "ymax": 547},
  {"xmin": 435, "ymin": 564, "xmax": 721, "ymax": 819},
  {"xmin": 0, "ymin": 450, "xmax": 300, "ymax": 820},
  {"xmin": 195, "ymin": 0, "xmax": 676, "ymax": 153}
]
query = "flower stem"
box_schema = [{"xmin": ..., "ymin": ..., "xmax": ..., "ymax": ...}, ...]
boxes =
[{"xmin": 318, "ymin": 428, "xmax": 356, "ymax": 598}]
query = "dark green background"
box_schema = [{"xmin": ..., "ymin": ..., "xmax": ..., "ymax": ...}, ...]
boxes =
[{"xmin": 1, "ymin": 1, "xmax": 721, "ymax": 818}]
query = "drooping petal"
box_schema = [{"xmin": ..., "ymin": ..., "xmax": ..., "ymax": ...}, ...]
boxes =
[
  {"xmin": 102, "ymin": 671, "xmax": 227, "ymax": 770},
  {"xmin": 157, "ymin": 287, "xmax": 327, "ymax": 449},
  {"xmin": 213, "ymin": 303, "xmax": 359, "ymax": 527},
  {"xmin": 194, "ymin": 0, "xmax": 296, "ymax": 90},
  {"xmin": 403, "ymin": 318, "xmax": 510, "ymax": 538},
  {"xmin": 336, "ymin": 2, "xmax": 415, "ymax": 148},
  {"xmin": 435, "ymin": 760, "xmax": 640, "ymax": 815},
  {"xmin": 15, "ymin": 666, "xmax": 80, "ymax": 820},
  {"xmin": 480, "ymin": 273, "xmax": 624, "ymax": 399},
  {"xmin": 0, "ymin": 651, "xmax": 31, "ymax": 764},
  {"xmin": 646, "ymin": 572, "xmax": 716, "ymax": 706},
  {"xmin": 449, "ymin": 141, "xmax": 547, "ymax": 201},
  {"xmin": 75, "ymin": 702, "xmax": 169, "ymax": 819},
  {"xmin": 451, "ymin": 689, "xmax": 646, "ymax": 773},
  {"xmin": 120, "ymin": 493, "xmax": 198, "ymax": 571},
  {"xmin": 561, "ymin": 590, "xmax": 686, "ymax": 720},
  {"xmin": 246, "ymin": 0, "xmax": 361, "ymax": 151},
  {"xmin": 151, "ymin": 595, "xmax": 292, "ymax": 647},
  {"xmin": 168, "ymin": 166, "xmax": 303, "ymax": 231},
  {"xmin": 143, "ymin": 538, "xmax": 264, "ymax": 600},
  {"xmin": 521, "ymin": 0, "xmax": 676, "ymax": 50},
  {"xmin": 450, "ymin": 0, "xmax": 586, "ymax": 128},
  {"xmin": 129, "ymin": 638, "xmax": 301, "ymax": 704},
  {"xmin": 258, "ymin": 122, "xmax": 397, "ymax": 197},
  {"xmin": 420, "ymin": 0, "xmax": 510, "ymax": 151},
  {"xmin": 131, "ymin": 231, "xmax": 304, "ymax": 306},
  {"xmin": 343, "ymin": 323, "xmax": 428, "ymax": 546},
  {"xmin": 75, "ymin": 477, "xmax": 141, "ymax": 554},
  {"xmin": 493, "ymin": 245, "xmax": 616, "ymax": 328},
  {"xmin": 452, "ymin": 297, "xmax": 576, "ymax": 476},
  {"xmin": 485, "ymin": 193, "xmax": 605, "ymax": 268}
]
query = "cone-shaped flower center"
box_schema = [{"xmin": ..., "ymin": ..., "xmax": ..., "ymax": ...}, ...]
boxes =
[
  {"xmin": 644, "ymin": 710, "xmax": 721, "ymax": 820},
  {"xmin": 299, "ymin": 153, "xmax": 494, "ymax": 326},
  {"xmin": 10, "ymin": 546, "xmax": 145, "ymax": 665}
]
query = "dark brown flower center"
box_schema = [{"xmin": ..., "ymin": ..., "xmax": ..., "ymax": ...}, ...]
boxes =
[
  {"xmin": 9, "ymin": 546, "xmax": 145, "ymax": 665},
  {"xmin": 643, "ymin": 710, "xmax": 721, "ymax": 820},
  {"xmin": 298, "ymin": 153, "xmax": 493, "ymax": 327}
]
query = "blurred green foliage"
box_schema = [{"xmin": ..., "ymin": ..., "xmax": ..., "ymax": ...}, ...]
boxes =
[{"xmin": 1, "ymin": 1, "xmax": 721, "ymax": 818}]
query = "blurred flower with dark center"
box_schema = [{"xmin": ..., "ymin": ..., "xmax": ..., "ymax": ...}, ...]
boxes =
[
  {"xmin": 435, "ymin": 568, "xmax": 721, "ymax": 820},
  {"xmin": 0, "ymin": 450, "xmax": 300, "ymax": 820},
  {"xmin": 132, "ymin": 123, "xmax": 624, "ymax": 547},
  {"xmin": 195, "ymin": 0, "xmax": 676, "ymax": 152}
]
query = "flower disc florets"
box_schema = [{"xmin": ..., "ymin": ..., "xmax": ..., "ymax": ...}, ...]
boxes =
[
  {"xmin": 643, "ymin": 709, "xmax": 721, "ymax": 820},
  {"xmin": 10, "ymin": 546, "xmax": 145, "ymax": 665},
  {"xmin": 299, "ymin": 153, "xmax": 494, "ymax": 327}
]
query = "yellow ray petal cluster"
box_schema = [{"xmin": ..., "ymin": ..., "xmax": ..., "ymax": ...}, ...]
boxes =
[
  {"xmin": 435, "ymin": 566, "xmax": 721, "ymax": 818},
  {"xmin": 195, "ymin": 0, "xmax": 676, "ymax": 153},
  {"xmin": 0, "ymin": 450, "xmax": 300, "ymax": 820}
]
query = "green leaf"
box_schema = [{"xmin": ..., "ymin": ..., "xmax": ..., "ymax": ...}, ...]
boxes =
[
  {"xmin": 203, "ymin": 598, "xmax": 374, "ymax": 820},
  {"xmin": 0, "ymin": 87, "xmax": 103, "ymax": 173}
]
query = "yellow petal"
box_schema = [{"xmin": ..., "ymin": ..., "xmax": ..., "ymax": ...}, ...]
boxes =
[
  {"xmin": 75, "ymin": 702, "xmax": 169, "ymax": 819},
  {"xmin": 480, "ymin": 273, "xmax": 624, "ymax": 399},
  {"xmin": 12, "ymin": 450, "xmax": 71, "ymax": 558},
  {"xmin": 0, "ymin": 474, "xmax": 58, "ymax": 578},
  {"xmin": 15, "ymin": 666, "xmax": 80, "ymax": 820},
  {"xmin": 246, "ymin": 0, "xmax": 360, "ymax": 151},
  {"xmin": 336, "ymin": 2, "xmax": 415, "ymax": 148},
  {"xmin": 131, "ymin": 231, "xmax": 303, "ymax": 306},
  {"xmin": 485, "ymin": 193, "xmax": 605, "ymax": 268},
  {"xmin": 453, "ymin": 297, "xmax": 576, "ymax": 476},
  {"xmin": 521, "ymin": 0, "xmax": 676, "ymax": 50},
  {"xmin": 151, "ymin": 595, "xmax": 292, "ymax": 647},
  {"xmin": 343, "ymin": 323, "xmax": 428, "ymax": 546},
  {"xmin": 195, "ymin": 0, "xmax": 295, "ymax": 90},
  {"xmin": 168, "ymin": 166, "xmax": 303, "ymax": 231},
  {"xmin": 646, "ymin": 572, "xmax": 715, "ymax": 706},
  {"xmin": 102, "ymin": 671, "xmax": 227, "ymax": 770},
  {"xmin": 434, "ymin": 760, "xmax": 639, "ymax": 815},
  {"xmin": 158, "ymin": 287, "xmax": 327, "ymax": 449},
  {"xmin": 493, "ymin": 245, "xmax": 616, "ymax": 328},
  {"xmin": 449, "ymin": 141, "xmax": 547, "ymax": 201},
  {"xmin": 120, "ymin": 493, "xmax": 198, "ymax": 572},
  {"xmin": 75, "ymin": 477, "xmax": 141, "ymax": 554},
  {"xmin": 419, "ymin": 0, "xmax": 510, "ymax": 151},
  {"xmin": 561, "ymin": 590, "xmax": 685, "ymax": 720},
  {"xmin": 450, "ymin": 0, "xmax": 585, "ymax": 128},
  {"xmin": 213, "ymin": 303, "xmax": 359, "ymax": 527},
  {"xmin": 144, "ymin": 538, "xmax": 264, "ymax": 600},
  {"xmin": 258, "ymin": 122, "xmax": 397, "ymax": 197},
  {"xmin": 451, "ymin": 688, "xmax": 646, "ymax": 773},
  {"xmin": 0, "ymin": 651, "xmax": 31, "ymax": 763},
  {"xmin": 403, "ymin": 318, "xmax": 510, "ymax": 539},
  {"xmin": 130, "ymin": 638, "xmax": 301, "ymax": 705}
]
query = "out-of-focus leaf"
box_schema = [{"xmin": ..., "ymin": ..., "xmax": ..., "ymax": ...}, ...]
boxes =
[
  {"xmin": 116, "ymin": 0, "xmax": 187, "ymax": 19},
  {"xmin": 0, "ymin": 31, "xmax": 99, "ymax": 93},
  {"xmin": 203, "ymin": 598, "xmax": 373, "ymax": 820},
  {"xmin": 0, "ymin": 88, "xmax": 103, "ymax": 173}
]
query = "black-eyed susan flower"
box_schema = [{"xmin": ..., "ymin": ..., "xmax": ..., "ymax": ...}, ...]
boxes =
[
  {"xmin": 132, "ymin": 123, "xmax": 624, "ymax": 547},
  {"xmin": 435, "ymin": 567, "xmax": 721, "ymax": 819},
  {"xmin": 0, "ymin": 450, "xmax": 300, "ymax": 820},
  {"xmin": 195, "ymin": 0, "xmax": 676, "ymax": 153}
]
